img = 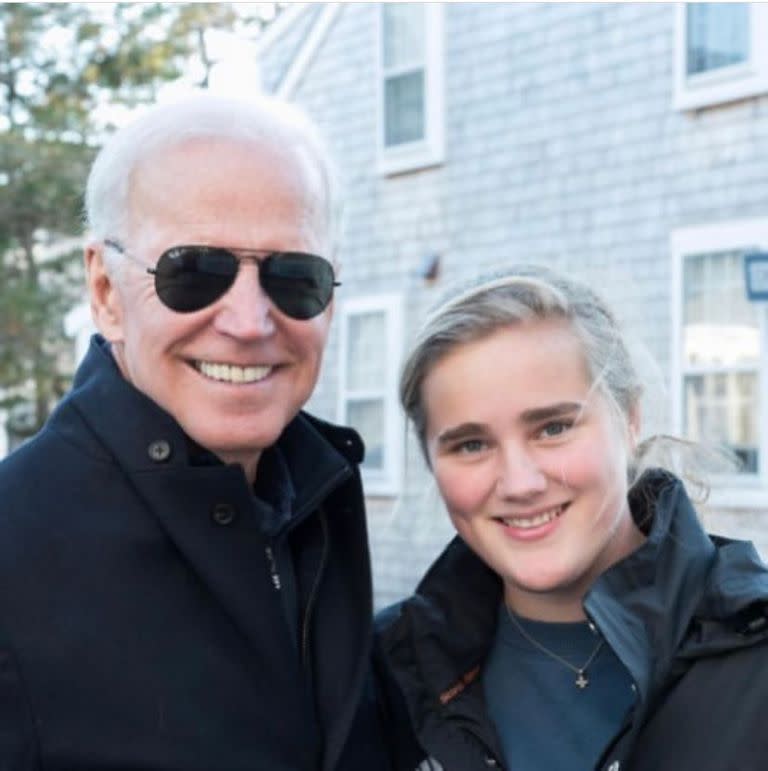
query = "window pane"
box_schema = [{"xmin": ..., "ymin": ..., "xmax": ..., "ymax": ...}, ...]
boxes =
[
  {"xmin": 347, "ymin": 311, "xmax": 386, "ymax": 390},
  {"xmin": 347, "ymin": 399, "xmax": 384, "ymax": 470},
  {"xmin": 385, "ymin": 71, "xmax": 425, "ymax": 146},
  {"xmin": 686, "ymin": 3, "xmax": 749, "ymax": 76},
  {"xmin": 683, "ymin": 250, "xmax": 759, "ymax": 367},
  {"xmin": 684, "ymin": 372, "xmax": 758, "ymax": 473},
  {"xmin": 382, "ymin": 4, "xmax": 424, "ymax": 69}
]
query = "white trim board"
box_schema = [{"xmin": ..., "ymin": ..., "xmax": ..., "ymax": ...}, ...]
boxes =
[{"xmin": 277, "ymin": 4, "xmax": 342, "ymax": 99}]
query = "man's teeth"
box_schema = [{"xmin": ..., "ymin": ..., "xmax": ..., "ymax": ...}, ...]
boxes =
[
  {"xmin": 501, "ymin": 505, "xmax": 564, "ymax": 529},
  {"xmin": 197, "ymin": 361, "xmax": 272, "ymax": 384}
]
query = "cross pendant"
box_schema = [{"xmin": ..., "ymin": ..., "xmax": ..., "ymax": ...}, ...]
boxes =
[{"xmin": 575, "ymin": 672, "xmax": 589, "ymax": 689}]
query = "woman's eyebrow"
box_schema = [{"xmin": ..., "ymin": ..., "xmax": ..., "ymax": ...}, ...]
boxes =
[
  {"xmin": 435, "ymin": 422, "xmax": 487, "ymax": 445},
  {"xmin": 519, "ymin": 401, "xmax": 585, "ymax": 424},
  {"xmin": 434, "ymin": 402, "xmax": 585, "ymax": 446}
]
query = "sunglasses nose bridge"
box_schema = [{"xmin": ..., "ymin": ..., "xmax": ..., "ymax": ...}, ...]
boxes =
[
  {"xmin": 228, "ymin": 254, "xmax": 270, "ymax": 297},
  {"xmin": 235, "ymin": 253, "xmax": 265, "ymax": 267},
  {"xmin": 212, "ymin": 259, "xmax": 277, "ymax": 338},
  {"xmin": 229, "ymin": 252, "xmax": 270, "ymax": 288}
]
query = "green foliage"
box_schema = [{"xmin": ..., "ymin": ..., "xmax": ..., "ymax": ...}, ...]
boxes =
[{"xmin": 0, "ymin": 2, "xmax": 275, "ymax": 438}]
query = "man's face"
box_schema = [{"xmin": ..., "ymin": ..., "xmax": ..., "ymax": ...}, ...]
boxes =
[{"xmin": 87, "ymin": 137, "xmax": 333, "ymax": 480}]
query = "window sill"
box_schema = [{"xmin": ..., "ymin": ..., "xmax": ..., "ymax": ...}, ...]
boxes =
[
  {"xmin": 706, "ymin": 485, "xmax": 768, "ymax": 509},
  {"xmin": 361, "ymin": 466, "xmax": 402, "ymax": 498},
  {"xmin": 377, "ymin": 143, "xmax": 444, "ymax": 177},
  {"xmin": 362, "ymin": 477, "xmax": 401, "ymax": 498},
  {"xmin": 674, "ymin": 71, "xmax": 768, "ymax": 111}
]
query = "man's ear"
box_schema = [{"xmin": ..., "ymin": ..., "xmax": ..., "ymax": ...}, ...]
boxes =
[{"xmin": 84, "ymin": 243, "xmax": 124, "ymax": 342}]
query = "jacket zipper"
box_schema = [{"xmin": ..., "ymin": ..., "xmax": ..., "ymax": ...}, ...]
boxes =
[
  {"xmin": 461, "ymin": 723, "xmax": 504, "ymax": 769},
  {"xmin": 264, "ymin": 545, "xmax": 282, "ymax": 590},
  {"xmin": 301, "ymin": 507, "xmax": 329, "ymax": 667}
]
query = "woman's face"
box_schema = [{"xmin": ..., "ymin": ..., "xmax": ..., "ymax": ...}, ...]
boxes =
[{"xmin": 422, "ymin": 318, "xmax": 644, "ymax": 621}]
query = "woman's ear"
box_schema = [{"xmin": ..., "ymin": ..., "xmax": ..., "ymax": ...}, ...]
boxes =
[{"xmin": 84, "ymin": 243, "xmax": 125, "ymax": 343}]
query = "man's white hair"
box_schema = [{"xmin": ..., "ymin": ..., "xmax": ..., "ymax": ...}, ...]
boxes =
[{"xmin": 84, "ymin": 92, "xmax": 343, "ymax": 271}]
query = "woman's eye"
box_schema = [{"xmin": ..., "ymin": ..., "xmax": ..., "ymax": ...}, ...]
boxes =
[
  {"xmin": 540, "ymin": 421, "xmax": 572, "ymax": 438},
  {"xmin": 455, "ymin": 439, "xmax": 487, "ymax": 454}
]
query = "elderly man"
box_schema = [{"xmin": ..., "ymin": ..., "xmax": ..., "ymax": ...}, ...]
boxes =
[{"xmin": 0, "ymin": 95, "xmax": 386, "ymax": 770}]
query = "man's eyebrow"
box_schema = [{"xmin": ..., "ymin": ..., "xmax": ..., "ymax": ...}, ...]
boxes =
[
  {"xmin": 519, "ymin": 401, "xmax": 585, "ymax": 423},
  {"xmin": 435, "ymin": 422, "xmax": 487, "ymax": 445}
]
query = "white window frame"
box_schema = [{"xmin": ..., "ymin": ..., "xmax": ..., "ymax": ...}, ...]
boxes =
[
  {"xmin": 674, "ymin": 2, "xmax": 768, "ymax": 110},
  {"xmin": 337, "ymin": 294, "xmax": 404, "ymax": 496},
  {"xmin": 376, "ymin": 3, "xmax": 445, "ymax": 176},
  {"xmin": 671, "ymin": 219, "xmax": 768, "ymax": 507}
]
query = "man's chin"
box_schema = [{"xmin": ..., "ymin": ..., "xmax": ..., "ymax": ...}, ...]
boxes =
[
  {"xmin": 180, "ymin": 409, "xmax": 300, "ymax": 472},
  {"xmin": 195, "ymin": 431, "xmax": 279, "ymax": 467}
]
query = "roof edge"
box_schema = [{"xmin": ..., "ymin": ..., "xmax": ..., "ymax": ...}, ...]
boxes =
[
  {"xmin": 276, "ymin": 3, "xmax": 342, "ymax": 99},
  {"xmin": 254, "ymin": 3, "xmax": 313, "ymax": 56}
]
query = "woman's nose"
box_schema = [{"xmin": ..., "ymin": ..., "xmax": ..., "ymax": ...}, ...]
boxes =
[{"xmin": 494, "ymin": 444, "xmax": 547, "ymax": 499}]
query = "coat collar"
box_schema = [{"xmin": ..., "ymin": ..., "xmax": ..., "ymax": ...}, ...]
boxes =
[
  {"xmin": 381, "ymin": 470, "xmax": 768, "ymax": 728},
  {"xmin": 62, "ymin": 335, "xmax": 355, "ymax": 508},
  {"xmin": 584, "ymin": 471, "xmax": 716, "ymax": 707}
]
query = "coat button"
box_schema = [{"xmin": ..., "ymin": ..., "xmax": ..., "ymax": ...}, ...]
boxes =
[
  {"xmin": 148, "ymin": 440, "xmax": 171, "ymax": 462},
  {"xmin": 484, "ymin": 758, "xmax": 499, "ymax": 767},
  {"xmin": 211, "ymin": 502, "xmax": 236, "ymax": 526}
]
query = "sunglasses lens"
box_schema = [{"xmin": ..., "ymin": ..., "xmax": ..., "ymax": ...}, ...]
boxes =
[
  {"xmin": 154, "ymin": 247, "xmax": 236, "ymax": 313},
  {"xmin": 260, "ymin": 253, "xmax": 336, "ymax": 320}
]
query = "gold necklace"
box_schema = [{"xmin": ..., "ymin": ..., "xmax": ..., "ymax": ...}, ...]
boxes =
[{"xmin": 505, "ymin": 606, "xmax": 604, "ymax": 689}]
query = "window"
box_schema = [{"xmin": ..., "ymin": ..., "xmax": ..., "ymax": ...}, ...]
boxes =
[
  {"xmin": 682, "ymin": 251, "xmax": 759, "ymax": 473},
  {"xmin": 377, "ymin": 3, "xmax": 444, "ymax": 175},
  {"xmin": 338, "ymin": 295, "xmax": 404, "ymax": 494},
  {"xmin": 671, "ymin": 221, "xmax": 768, "ymax": 503},
  {"xmin": 674, "ymin": 3, "xmax": 768, "ymax": 110},
  {"xmin": 687, "ymin": 3, "xmax": 749, "ymax": 76}
]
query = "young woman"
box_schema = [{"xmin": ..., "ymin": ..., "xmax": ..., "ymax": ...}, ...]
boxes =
[{"xmin": 376, "ymin": 266, "xmax": 768, "ymax": 771}]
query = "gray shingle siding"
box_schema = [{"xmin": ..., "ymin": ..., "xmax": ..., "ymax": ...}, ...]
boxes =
[{"xmin": 260, "ymin": 2, "xmax": 768, "ymax": 607}]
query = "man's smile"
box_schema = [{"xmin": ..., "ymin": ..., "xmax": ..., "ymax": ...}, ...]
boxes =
[{"xmin": 193, "ymin": 360, "xmax": 274, "ymax": 384}]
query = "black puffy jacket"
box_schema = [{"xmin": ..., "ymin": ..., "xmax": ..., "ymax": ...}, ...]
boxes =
[{"xmin": 376, "ymin": 471, "xmax": 768, "ymax": 770}]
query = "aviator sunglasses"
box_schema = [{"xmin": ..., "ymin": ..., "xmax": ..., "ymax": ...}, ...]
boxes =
[{"xmin": 104, "ymin": 239, "xmax": 340, "ymax": 320}]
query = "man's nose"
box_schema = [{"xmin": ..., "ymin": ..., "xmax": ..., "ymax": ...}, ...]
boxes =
[
  {"xmin": 494, "ymin": 443, "xmax": 547, "ymax": 499},
  {"xmin": 212, "ymin": 262, "xmax": 276, "ymax": 338}
]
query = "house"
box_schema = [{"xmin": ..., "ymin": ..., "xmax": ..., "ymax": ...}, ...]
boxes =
[{"xmin": 255, "ymin": 2, "xmax": 768, "ymax": 608}]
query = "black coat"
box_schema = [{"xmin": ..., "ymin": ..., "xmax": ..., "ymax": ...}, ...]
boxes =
[
  {"xmin": 0, "ymin": 336, "xmax": 388, "ymax": 771},
  {"xmin": 376, "ymin": 471, "xmax": 768, "ymax": 770}
]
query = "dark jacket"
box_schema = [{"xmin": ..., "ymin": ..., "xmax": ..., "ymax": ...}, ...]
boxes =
[
  {"xmin": 376, "ymin": 471, "xmax": 768, "ymax": 770},
  {"xmin": 0, "ymin": 335, "xmax": 387, "ymax": 771}
]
